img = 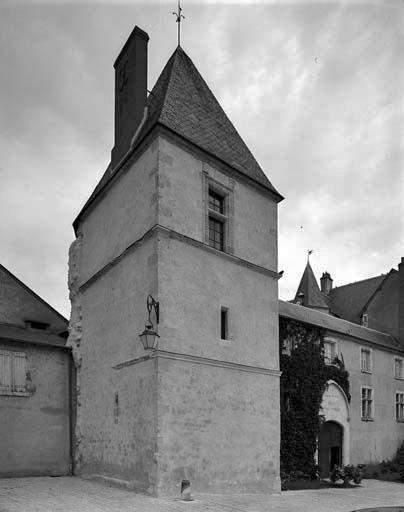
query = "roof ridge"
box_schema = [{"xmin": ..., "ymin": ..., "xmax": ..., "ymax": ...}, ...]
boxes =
[
  {"xmin": 146, "ymin": 47, "xmax": 179, "ymax": 121},
  {"xmin": 332, "ymin": 273, "xmax": 386, "ymax": 290},
  {"xmin": 173, "ymin": 47, "xmax": 272, "ymax": 182}
]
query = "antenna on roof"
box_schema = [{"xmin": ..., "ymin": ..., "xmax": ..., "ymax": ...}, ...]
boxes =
[
  {"xmin": 172, "ymin": 0, "xmax": 185, "ymax": 47},
  {"xmin": 307, "ymin": 249, "xmax": 313, "ymax": 263}
]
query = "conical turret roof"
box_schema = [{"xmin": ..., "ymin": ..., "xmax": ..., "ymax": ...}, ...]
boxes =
[{"xmin": 294, "ymin": 262, "xmax": 329, "ymax": 310}]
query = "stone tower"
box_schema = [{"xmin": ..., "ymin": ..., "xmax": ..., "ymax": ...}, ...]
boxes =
[{"xmin": 68, "ymin": 27, "xmax": 283, "ymax": 496}]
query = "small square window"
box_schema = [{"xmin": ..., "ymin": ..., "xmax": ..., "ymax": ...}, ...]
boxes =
[
  {"xmin": 396, "ymin": 392, "xmax": 404, "ymax": 421},
  {"xmin": 221, "ymin": 308, "xmax": 228, "ymax": 340},
  {"xmin": 361, "ymin": 347, "xmax": 372, "ymax": 373},
  {"xmin": 395, "ymin": 358, "xmax": 404, "ymax": 380},
  {"xmin": 361, "ymin": 387, "xmax": 374, "ymax": 420}
]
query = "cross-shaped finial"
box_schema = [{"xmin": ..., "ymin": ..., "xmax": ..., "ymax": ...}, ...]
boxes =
[
  {"xmin": 307, "ymin": 249, "xmax": 313, "ymax": 263},
  {"xmin": 172, "ymin": 0, "xmax": 185, "ymax": 47}
]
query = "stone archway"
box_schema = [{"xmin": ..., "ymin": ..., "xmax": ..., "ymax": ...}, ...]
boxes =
[{"xmin": 317, "ymin": 380, "xmax": 350, "ymax": 478}]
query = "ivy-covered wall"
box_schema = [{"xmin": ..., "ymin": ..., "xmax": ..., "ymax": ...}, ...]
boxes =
[{"xmin": 280, "ymin": 317, "xmax": 350, "ymax": 476}]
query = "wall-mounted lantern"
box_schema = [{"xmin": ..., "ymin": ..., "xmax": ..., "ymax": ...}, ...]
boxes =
[{"xmin": 139, "ymin": 295, "xmax": 160, "ymax": 351}]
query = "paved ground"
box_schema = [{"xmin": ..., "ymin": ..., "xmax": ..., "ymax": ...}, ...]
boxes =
[{"xmin": 0, "ymin": 477, "xmax": 404, "ymax": 512}]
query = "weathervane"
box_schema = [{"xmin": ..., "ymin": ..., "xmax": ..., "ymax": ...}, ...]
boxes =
[
  {"xmin": 307, "ymin": 249, "xmax": 313, "ymax": 262},
  {"xmin": 172, "ymin": 0, "xmax": 185, "ymax": 47}
]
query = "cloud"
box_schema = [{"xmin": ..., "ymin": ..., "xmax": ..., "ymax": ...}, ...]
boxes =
[{"xmin": 1, "ymin": 1, "xmax": 403, "ymax": 317}]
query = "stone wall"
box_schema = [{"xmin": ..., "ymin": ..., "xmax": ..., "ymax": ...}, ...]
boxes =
[
  {"xmin": 69, "ymin": 133, "xmax": 281, "ymax": 495},
  {"xmin": 156, "ymin": 357, "xmax": 280, "ymax": 495}
]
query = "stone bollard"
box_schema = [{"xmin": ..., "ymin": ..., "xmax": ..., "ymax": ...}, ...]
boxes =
[{"xmin": 181, "ymin": 480, "xmax": 192, "ymax": 501}]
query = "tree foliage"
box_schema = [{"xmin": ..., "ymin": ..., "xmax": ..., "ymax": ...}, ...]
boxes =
[{"xmin": 280, "ymin": 318, "xmax": 350, "ymax": 476}]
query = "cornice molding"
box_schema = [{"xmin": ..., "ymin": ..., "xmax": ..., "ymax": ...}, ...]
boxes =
[
  {"xmin": 113, "ymin": 349, "xmax": 281, "ymax": 377},
  {"xmin": 79, "ymin": 224, "xmax": 281, "ymax": 291}
]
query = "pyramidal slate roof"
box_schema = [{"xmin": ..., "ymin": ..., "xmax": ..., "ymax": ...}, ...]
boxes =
[
  {"xmin": 75, "ymin": 46, "xmax": 281, "ymax": 229},
  {"xmin": 142, "ymin": 46, "xmax": 280, "ymax": 192},
  {"xmin": 294, "ymin": 261, "xmax": 329, "ymax": 310}
]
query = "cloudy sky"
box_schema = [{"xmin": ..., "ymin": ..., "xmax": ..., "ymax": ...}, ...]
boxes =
[{"xmin": 1, "ymin": 0, "xmax": 403, "ymax": 318}]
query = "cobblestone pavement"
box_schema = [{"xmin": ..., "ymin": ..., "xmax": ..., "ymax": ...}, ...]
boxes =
[{"xmin": 0, "ymin": 477, "xmax": 404, "ymax": 512}]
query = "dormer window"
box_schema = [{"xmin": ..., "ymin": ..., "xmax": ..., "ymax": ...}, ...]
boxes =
[
  {"xmin": 25, "ymin": 320, "xmax": 49, "ymax": 331},
  {"xmin": 362, "ymin": 313, "xmax": 368, "ymax": 328}
]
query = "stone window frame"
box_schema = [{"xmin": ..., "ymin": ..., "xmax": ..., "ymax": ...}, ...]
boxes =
[
  {"xmin": 395, "ymin": 391, "xmax": 404, "ymax": 422},
  {"xmin": 360, "ymin": 346, "xmax": 373, "ymax": 373},
  {"xmin": 0, "ymin": 349, "xmax": 29, "ymax": 397},
  {"xmin": 394, "ymin": 356, "xmax": 404, "ymax": 380},
  {"xmin": 202, "ymin": 171, "xmax": 234, "ymax": 254},
  {"xmin": 361, "ymin": 386, "xmax": 374, "ymax": 421},
  {"xmin": 361, "ymin": 313, "xmax": 369, "ymax": 328}
]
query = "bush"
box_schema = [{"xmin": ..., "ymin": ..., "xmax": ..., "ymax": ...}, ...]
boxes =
[
  {"xmin": 330, "ymin": 465, "xmax": 362, "ymax": 486},
  {"xmin": 393, "ymin": 441, "xmax": 404, "ymax": 481}
]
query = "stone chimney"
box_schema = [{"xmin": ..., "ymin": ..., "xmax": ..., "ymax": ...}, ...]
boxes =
[
  {"xmin": 111, "ymin": 26, "xmax": 149, "ymax": 167},
  {"xmin": 399, "ymin": 257, "xmax": 404, "ymax": 345},
  {"xmin": 320, "ymin": 271, "xmax": 333, "ymax": 295}
]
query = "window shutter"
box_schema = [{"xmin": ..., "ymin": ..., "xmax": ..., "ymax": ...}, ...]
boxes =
[
  {"xmin": 0, "ymin": 351, "xmax": 12, "ymax": 392},
  {"xmin": 12, "ymin": 352, "xmax": 26, "ymax": 392}
]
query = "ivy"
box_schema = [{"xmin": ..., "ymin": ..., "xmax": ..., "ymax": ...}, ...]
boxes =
[{"xmin": 280, "ymin": 318, "xmax": 350, "ymax": 476}]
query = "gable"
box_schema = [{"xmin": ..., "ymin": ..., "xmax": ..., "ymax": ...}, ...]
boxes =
[{"xmin": 0, "ymin": 265, "xmax": 68, "ymax": 334}]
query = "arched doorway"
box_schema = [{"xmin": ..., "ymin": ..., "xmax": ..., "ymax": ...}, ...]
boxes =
[
  {"xmin": 318, "ymin": 420, "xmax": 343, "ymax": 478},
  {"xmin": 317, "ymin": 380, "xmax": 350, "ymax": 477}
]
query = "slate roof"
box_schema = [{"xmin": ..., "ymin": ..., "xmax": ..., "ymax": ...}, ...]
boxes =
[
  {"xmin": 294, "ymin": 262, "xmax": 329, "ymax": 310},
  {"xmin": 279, "ymin": 300, "xmax": 402, "ymax": 352},
  {"xmin": 0, "ymin": 323, "xmax": 68, "ymax": 348},
  {"xmin": 328, "ymin": 274, "xmax": 386, "ymax": 324},
  {"xmin": 74, "ymin": 46, "xmax": 282, "ymax": 230}
]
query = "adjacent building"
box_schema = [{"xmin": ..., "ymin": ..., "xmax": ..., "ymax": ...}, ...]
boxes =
[
  {"xmin": 0, "ymin": 264, "xmax": 72, "ymax": 477},
  {"xmin": 281, "ymin": 259, "xmax": 404, "ymax": 476}
]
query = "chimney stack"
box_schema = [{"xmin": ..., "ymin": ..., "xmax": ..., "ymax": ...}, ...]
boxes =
[
  {"xmin": 320, "ymin": 272, "xmax": 333, "ymax": 295},
  {"xmin": 399, "ymin": 257, "xmax": 404, "ymax": 345},
  {"xmin": 111, "ymin": 26, "xmax": 149, "ymax": 167}
]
